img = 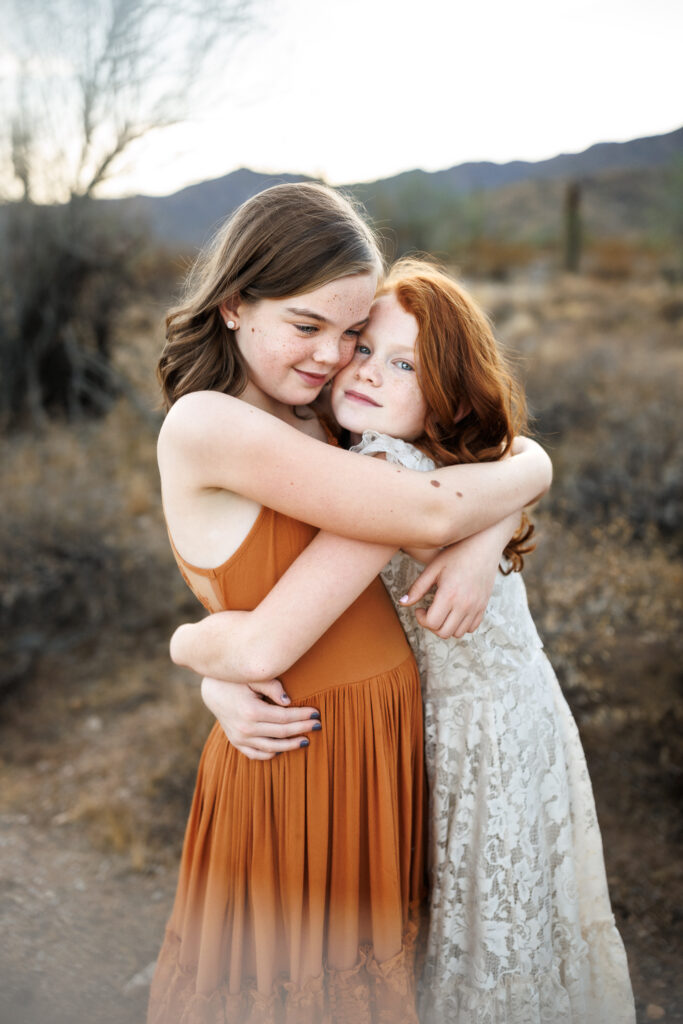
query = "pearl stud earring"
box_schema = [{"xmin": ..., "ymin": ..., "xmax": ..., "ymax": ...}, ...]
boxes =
[{"xmin": 226, "ymin": 319, "xmax": 236, "ymax": 330}]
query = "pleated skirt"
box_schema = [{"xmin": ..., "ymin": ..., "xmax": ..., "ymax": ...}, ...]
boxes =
[{"xmin": 148, "ymin": 654, "xmax": 425, "ymax": 1024}]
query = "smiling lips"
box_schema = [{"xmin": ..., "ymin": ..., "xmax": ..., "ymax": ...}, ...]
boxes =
[
  {"xmin": 295, "ymin": 369, "xmax": 328, "ymax": 387},
  {"xmin": 344, "ymin": 389, "xmax": 381, "ymax": 407}
]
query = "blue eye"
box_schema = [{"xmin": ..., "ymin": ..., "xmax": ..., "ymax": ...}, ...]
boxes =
[
  {"xmin": 344, "ymin": 328, "xmax": 362, "ymax": 339},
  {"xmin": 356, "ymin": 343, "xmax": 371, "ymax": 355},
  {"xmin": 396, "ymin": 360, "xmax": 414, "ymax": 371},
  {"xmin": 295, "ymin": 324, "xmax": 317, "ymax": 334}
]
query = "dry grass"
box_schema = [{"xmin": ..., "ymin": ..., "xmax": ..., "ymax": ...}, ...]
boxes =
[{"xmin": 0, "ymin": 270, "xmax": 681, "ymax": 1020}]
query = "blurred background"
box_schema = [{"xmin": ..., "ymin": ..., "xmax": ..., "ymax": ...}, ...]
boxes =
[{"xmin": 1, "ymin": 0, "xmax": 681, "ymax": 1021}]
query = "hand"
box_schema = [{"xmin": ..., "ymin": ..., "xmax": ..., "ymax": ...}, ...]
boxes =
[
  {"xmin": 399, "ymin": 524, "xmax": 510, "ymax": 638},
  {"xmin": 200, "ymin": 677, "xmax": 321, "ymax": 760}
]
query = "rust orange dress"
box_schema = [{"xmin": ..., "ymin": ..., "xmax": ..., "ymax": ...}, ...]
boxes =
[{"xmin": 148, "ymin": 504, "xmax": 426, "ymax": 1024}]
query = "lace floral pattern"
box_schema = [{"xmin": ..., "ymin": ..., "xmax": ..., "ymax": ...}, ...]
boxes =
[{"xmin": 352, "ymin": 432, "xmax": 636, "ymax": 1023}]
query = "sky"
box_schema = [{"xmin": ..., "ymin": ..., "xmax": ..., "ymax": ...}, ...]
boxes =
[{"xmin": 7, "ymin": 0, "xmax": 683, "ymax": 199}]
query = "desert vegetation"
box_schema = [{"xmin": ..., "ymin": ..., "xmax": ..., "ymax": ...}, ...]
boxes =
[{"xmin": 0, "ymin": 257, "xmax": 681, "ymax": 1022}]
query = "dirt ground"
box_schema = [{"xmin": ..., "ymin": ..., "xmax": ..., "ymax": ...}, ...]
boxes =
[{"xmin": 1, "ymin": 273, "xmax": 681, "ymax": 1023}]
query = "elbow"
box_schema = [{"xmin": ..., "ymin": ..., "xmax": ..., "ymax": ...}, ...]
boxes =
[
  {"xmin": 423, "ymin": 501, "xmax": 460, "ymax": 548},
  {"xmin": 171, "ymin": 615, "xmax": 283, "ymax": 684},
  {"xmin": 533, "ymin": 451, "xmax": 554, "ymax": 503},
  {"xmin": 544, "ymin": 452, "xmax": 554, "ymax": 493},
  {"xmin": 170, "ymin": 623, "xmax": 190, "ymax": 667}
]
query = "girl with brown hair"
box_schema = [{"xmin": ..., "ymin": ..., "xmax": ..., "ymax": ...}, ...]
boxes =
[
  {"xmin": 149, "ymin": 186, "xmax": 552, "ymax": 1023},
  {"xmin": 173, "ymin": 260, "xmax": 635, "ymax": 1022}
]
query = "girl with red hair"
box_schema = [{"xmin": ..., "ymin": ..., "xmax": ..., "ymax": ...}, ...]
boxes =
[{"xmin": 175, "ymin": 259, "xmax": 635, "ymax": 1022}]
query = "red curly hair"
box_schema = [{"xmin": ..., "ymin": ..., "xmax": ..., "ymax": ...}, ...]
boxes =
[{"xmin": 381, "ymin": 258, "xmax": 535, "ymax": 572}]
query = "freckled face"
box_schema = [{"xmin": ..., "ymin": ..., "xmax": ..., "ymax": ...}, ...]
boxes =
[
  {"xmin": 331, "ymin": 293, "xmax": 428, "ymax": 441},
  {"xmin": 227, "ymin": 274, "xmax": 377, "ymax": 411}
]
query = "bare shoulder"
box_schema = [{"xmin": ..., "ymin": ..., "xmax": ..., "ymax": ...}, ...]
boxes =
[
  {"xmin": 157, "ymin": 391, "xmax": 276, "ymax": 471},
  {"xmin": 159, "ymin": 391, "xmax": 244, "ymax": 449}
]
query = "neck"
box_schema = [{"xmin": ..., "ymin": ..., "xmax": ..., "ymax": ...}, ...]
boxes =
[
  {"xmin": 240, "ymin": 380, "xmax": 298, "ymax": 424},
  {"xmin": 239, "ymin": 379, "xmax": 323, "ymax": 437}
]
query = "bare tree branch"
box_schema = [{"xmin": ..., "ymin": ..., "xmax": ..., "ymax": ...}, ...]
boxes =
[
  {"xmin": 2, "ymin": 0, "xmax": 259, "ymax": 201},
  {"xmin": 0, "ymin": 0, "xmax": 261, "ymax": 425}
]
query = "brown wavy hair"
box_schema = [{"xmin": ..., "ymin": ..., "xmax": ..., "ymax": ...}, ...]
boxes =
[
  {"xmin": 381, "ymin": 258, "xmax": 535, "ymax": 572},
  {"xmin": 158, "ymin": 182, "xmax": 382, "ymax": 409}
]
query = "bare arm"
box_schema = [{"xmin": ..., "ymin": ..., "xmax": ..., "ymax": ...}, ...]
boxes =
[
  {"xmin": 171, "ymin": 532, "xmax": 395, "ymax": 682},
  {"xmin": 174, "ymin": 515, "xmax": 523, "ymax": 759},
  {"xmin": 171, "ymin": 508, "xmax": 523, "ymax": 681},
  {"xmin": 179, "ymin": 515, "xmax": 524, "ymax": 759},
  {"xmin": 159, "ymin": 391, "xmax": 552, "ymax": 549},
  {"xmin": 402, "ymin": 512, "xmax": 522, "ymax": 637}
]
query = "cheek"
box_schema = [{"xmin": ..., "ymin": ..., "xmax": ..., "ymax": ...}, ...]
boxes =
[
  {"xmin": 332, "ymin": 357, "xmax": 359, "ymax": 386},
  {"xmin": 336, "ymin": 340, "xmax": 356, "ymax": 370},
  {"xmin": 399, "ymin": 385, "xmax": 428, "ymax": 429},
  {"xmin": 248, "ymin": 332, "xmax": 299, "ymax": 373}
]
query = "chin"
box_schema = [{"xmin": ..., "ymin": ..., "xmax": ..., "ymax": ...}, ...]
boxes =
[{"xmin": 336, "ymin": 413, "xmax": 375, "ymax": 434}]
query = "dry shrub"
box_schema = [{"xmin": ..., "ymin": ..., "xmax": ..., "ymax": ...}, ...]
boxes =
[
  {"xmin": 459, "ymin": 238, "xmax": 539, "ymax": 279},
  {"xmin": 131, "ymin": 244, "xmax": 194, "ymax": 297},
  {"xmin": 484, "ymin": 275, "xmax": 683, "ymax": 549},
  {"xmin": 0, "ymin": 398, "xmax": 191, "ymax": 696},
  {"xmin": 585, "ymin": 238, "xmax": 639, "ymax": 279}
]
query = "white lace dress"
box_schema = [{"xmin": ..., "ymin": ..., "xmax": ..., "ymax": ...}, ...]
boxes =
[{"xmin": 353, "ymin": 431, "xmax": 635, "ymax": 1024}]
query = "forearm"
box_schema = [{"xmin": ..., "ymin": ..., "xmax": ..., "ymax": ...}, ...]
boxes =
[
  {"xmin": 162, "ymin": 396, "xmax": 552, "ymax": 549},
  {"xmin": 426, "ymin": 441, "xmax": 550, "ymax": 547},
  {"xmin": 476, "ymin": 509, "xmax": 523, "ymax": 553},
  {"xmin": 172, "ymin": 532, "xmax": 396, "ymax": 683},
  {"xmin": 171, "ymin": 611, "xmax": 262, "ymax": 683}
]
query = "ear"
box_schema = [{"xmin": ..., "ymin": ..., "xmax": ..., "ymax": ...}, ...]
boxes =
[{"xmin": 219, "ymin": 298, "xmax": 240, "ymax": 329}]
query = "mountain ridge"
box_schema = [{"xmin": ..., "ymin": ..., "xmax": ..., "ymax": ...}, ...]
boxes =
[{"xmin": 106, "ymin": 126, "xmax": 683, "ymax": 248}]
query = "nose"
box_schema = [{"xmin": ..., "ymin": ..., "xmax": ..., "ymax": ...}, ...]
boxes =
[
  {"xmin": 356, "ymin": 355, "xmax": 382, "ymax": 386},
  {"xmin": 312, "ymin": 333, "xmax": 346, "ymax": 368}
]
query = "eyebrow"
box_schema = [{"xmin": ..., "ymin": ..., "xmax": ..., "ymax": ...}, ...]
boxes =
[{"xmin": 286, "ymin": 307, "xmax": 370, "ymax": 328}]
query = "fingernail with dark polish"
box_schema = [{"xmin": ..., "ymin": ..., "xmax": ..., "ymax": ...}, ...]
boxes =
[
  {"xmin": 312, "ymin": 721, "xmax": 322, "ymax": 731},
  {"xmin": 310, "ymin": 711, "xmax": 321, "ymax": 720},
  {"xmin": 299, "ymin": 738, "xmax": 310, "ymax": 748}
]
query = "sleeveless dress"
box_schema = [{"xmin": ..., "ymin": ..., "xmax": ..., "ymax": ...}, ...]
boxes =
[
  {"xmin": 353, "ymin": 432, "xmax": 635, "ymax": 1024},
  {"xmin": 147, "ymin": 501, "xmax": 426, "ymax": 1024}
]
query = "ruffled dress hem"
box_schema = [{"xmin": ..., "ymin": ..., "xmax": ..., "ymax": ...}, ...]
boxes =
[{"xmin": 148, "ymin": 903, "xmax": 422, "ymax": 1024}]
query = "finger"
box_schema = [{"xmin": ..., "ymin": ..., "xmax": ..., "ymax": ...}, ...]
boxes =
[
  {"xmin": 399, "ymin": 563, "xmax": 440, "ymax": 606},
  {"xmin": 451, "ymin": 615, "xmax": 473, "ymax": 639},
  {"xmin": 245, "ymin": 703, "xmax": 320, "ymax": 726},
  {"xmin": 415, "ymin": 608, "xmax": 447, "ymax": 635},
  {"xmin": 414, "ymin": 606, "xmax": 433, "ymax": 630},
  {"xmin": 465, "ymin": 609, "xmax": 485, "ymax": 635},
  {"xmin": 245, "ymin": 718, "xmax": 322, "ymax": 740},
  {"xmin": 234, "ymin": 744, "xmax": 277, "ymax": 761},
  {"xmin": 434, "ymin": 609, "xmax": 467, "ymax": 639},
  {"xmin": 239, "ymin": 733, "xmax": 318, "ymax": 754},
  {"xmin": 450, "ymin": 604, "xmax": 487, "ymax": 637},
  {"xmin": 415, "ymin": 596, "xmax": 450, "ymax": 633},
  {"xmin": 249, "ymin": 678, "xmax": 293, "ymax": 705}
]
